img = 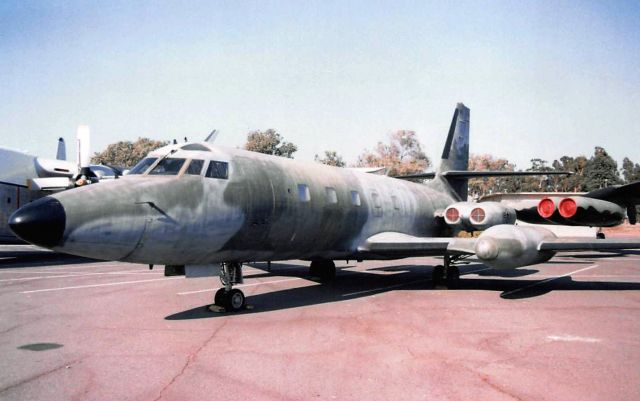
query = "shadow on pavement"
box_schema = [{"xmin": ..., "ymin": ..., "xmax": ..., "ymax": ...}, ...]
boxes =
[{"xmin": 166, "ymin": 260, "xmax": 640, "ymax": 320}]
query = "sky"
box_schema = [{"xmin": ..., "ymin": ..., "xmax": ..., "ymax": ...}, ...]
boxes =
[{"xmin": 1, "ymin": 0, "xmax": 639, "ymax": 170}]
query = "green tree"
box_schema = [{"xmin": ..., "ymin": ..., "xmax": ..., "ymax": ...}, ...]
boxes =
[
  {"xmin": 551, "ymin": 155, "xmax": 588, "ymax": 192},
  {"xmin": 468, "ymin": 154, "xmax": 515, "ymax": 198},
  {"xmin": 315, "ymin": 150, "xmax": 346, "ymax": 167},
  {"xmin": 91, "ymin": 137, "xmax": 169, "ymax": 168},
  {"xmin": 244, "ymin": 129, "xmax": 297, "ymax": 158},
  {"xmin": 621, "ymin": 157, "xmax": 640, "ymax": 183},
  {"xmin": 355, "ymin": 130, "xmax": 430, "ymax": 177},
  {"xmin": 583, "ymin": 146, "xmax": 622, "ymax": 191}
]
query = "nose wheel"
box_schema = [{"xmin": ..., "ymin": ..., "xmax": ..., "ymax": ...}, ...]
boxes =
[{"xmin": 211, "ymin": 262, "xmax": 247, "ymax": 312}]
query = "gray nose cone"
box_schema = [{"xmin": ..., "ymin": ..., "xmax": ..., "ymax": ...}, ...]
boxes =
[
  {"xmin": 475, "ymin": 237, "xmax": 499, "ymax": 260},
  {"xmin": 9, "ymin": 197, "xmax": 66, "ymax": 247}
]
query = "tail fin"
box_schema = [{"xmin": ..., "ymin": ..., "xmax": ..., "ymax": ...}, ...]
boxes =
[
  {"xmin": 56, "ymin": 137, "xmax": 66, "ymax": 161},
  {"xmin": 439, "ymin": 103, "xmax": 470, "ymax": 199},
  {"xmin": 76, "ymin": 125, "xmax": 91, "ymax": 169}
]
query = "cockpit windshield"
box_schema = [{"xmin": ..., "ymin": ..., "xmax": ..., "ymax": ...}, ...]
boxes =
[
  {"xmin": 128, "ymin": 157, "xmax": 157, "ymax": 175},
  {"xmin": 148, "ymin": 158, "xmax": 186, "ymax": 175}
]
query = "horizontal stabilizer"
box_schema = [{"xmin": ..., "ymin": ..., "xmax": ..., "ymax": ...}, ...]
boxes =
[{"xmin": 395, "ymin": 170, "xmax": 572, "ymax": 180}]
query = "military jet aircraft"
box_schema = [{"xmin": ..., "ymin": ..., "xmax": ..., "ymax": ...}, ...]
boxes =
[{"xmin": 9, "ymin": 104, "xmax": 640, "ymax": 311}]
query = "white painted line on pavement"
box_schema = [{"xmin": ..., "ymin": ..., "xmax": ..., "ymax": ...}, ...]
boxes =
[
  {"xmin": 547, "ymin": 335, "xmax": 601, "ymax": 343},
  {"xmin": 20, "ymin": 277, "xmax": 182, "ymax": 294},
  {"xmin": 501, "ymin": 264, "xmax": 600, "ymax": 297},
  {"xmin": 0, "ymin": 263, "xmax": 142, "ymax": 273},
  {"xmin": 0, "ymin": 270, "xmax": 162, "ymax": 283}
]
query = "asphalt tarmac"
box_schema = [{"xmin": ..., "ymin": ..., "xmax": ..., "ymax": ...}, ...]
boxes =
[{"xmin": 1, "ymin": 245, "xmax": 639, "ymax": 400}]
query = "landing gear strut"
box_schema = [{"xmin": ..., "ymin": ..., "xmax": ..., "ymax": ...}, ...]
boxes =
[
  {"xmin": 212, "ymin": 262, "xmax": 246, "ymax": 312},
  {"xmin": 309, "ymin": 260, "xmax": 336, "ymax": 281},
  {"xmin": 432, "ymin": 254, "xmax": 461, "ymax": 288}
]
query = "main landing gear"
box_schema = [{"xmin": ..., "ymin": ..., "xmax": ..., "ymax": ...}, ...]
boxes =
[
  {"xmin": 309, "ymin": 260, "xmax": 336, "ymax": 281},
  {"xmin": 211, "ymin": 262, "xmax": 246, "ymax": 312},
  {"xmin": 432, "ymin": 254, "xmax": 462, "ymax": 288}
]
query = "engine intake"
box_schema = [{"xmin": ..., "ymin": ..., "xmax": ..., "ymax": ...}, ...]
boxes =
[{"xmin": 444, "ymin": 202, "xmax": 516, "ymax": 231}]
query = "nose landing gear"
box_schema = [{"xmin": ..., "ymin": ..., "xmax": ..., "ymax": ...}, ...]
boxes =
[{"xmin": 210, "ymin": 262, "xmax": 246, "ymax": 312}]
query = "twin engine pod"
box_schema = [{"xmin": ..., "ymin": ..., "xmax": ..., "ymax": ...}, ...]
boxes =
[
  {"xmin": 444, "ymin": 201, "xmax": 516, "ymax": 231},
  {"xmin": 537, "ymin": 196, "xmax": 625, "ymax": 227},
  {"xmin": 474, "ymin": 224, "xmax": 556, "ymax": 269}
]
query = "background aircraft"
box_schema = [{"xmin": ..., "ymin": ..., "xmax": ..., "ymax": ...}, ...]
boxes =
[
  {"xmin": 8, "ymin": 104, "xmax": 640, "ymax": 311},
  {"xmin": 0, "ymin": 127, "xmax": 120, "ymax": 243}
]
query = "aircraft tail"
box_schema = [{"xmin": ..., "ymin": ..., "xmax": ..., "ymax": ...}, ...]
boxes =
[
  {"xmin": 394, "ymin": 103, "xmax": 571, "ymax": 201},
  {"xmin": 438, "ymin": 103, "xmax": 470, "ymax": 199},
  {"xmin": 56, "ymin": 138, "xmax": 66, "ymax": 161}
]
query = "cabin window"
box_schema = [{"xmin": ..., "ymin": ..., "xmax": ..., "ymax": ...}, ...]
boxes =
[
  {"xmin": 148, "ymin": 158, "xmax": 186, "ymax": 175},
  {"xmin": 298, "ymin": 184, "xmax": 311, "ymax": 202},
  {"xmin": 372, "ymin": 192, "xmax": 382, "ymax": 208},
  {"xmin": 351, "ymin": 191, "xmax": 361, "ymax": 206},
  {"xmin": 129, "ymin": 157, "xmax": 157, "ymax": 175},
  {"xmin": 391, "ymin": 195, "xmax": 400, "ymax": 210},
  {"xmin": 325, "ymin": 187, "xmax": 338, "ymax": 204},
  {"xmin": 371, "ymin": 192, "xmax": 382, "ymax": 217},
  {"xmin": 205, "ymin": 161, "xmax": 229, "ymax": 179},
  {"xmin": 185, "ymin": 159, "xmax": 204, "ymax": 175}
]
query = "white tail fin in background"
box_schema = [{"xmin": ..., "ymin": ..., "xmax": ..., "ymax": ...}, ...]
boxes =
[{"xmin": 76, "ymin": 125, "xmax": 91, "ymax": 169}]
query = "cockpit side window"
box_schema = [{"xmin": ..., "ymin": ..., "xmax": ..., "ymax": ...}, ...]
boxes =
[
  {"xmin": 205, "ymin": 161, "xmax": 229, "ymax": 179},
  {"xmin": 185, "ymin": 159, "xmax": 204, "ymax": 175},
  {"xmin": 128, "ymin": 157, "xmax": 157, "ymax": 175},
  {"xmin": 148, "ymin": 158, "xmax": 186, "ymax": 175}
]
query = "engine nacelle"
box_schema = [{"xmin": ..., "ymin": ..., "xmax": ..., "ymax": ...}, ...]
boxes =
[
  {"xmin": 474, "ymin": 225, "xmax": 556, "ymax": 269},
  {"xmin": 444, "ymin": 201, "xmax": 516, "ymax": 231},
  {"xmin": 537, "ymin": 197, "xmax": 625, "ymax": 227}
]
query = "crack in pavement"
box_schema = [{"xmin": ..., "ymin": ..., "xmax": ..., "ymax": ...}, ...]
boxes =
[
  {"xmin": 153, "ymin": 318, "xmax": 230, "ymax": 401},
  {"xmin": 0, "ymin": 359, "xmax": 82, "ymax": 396}
]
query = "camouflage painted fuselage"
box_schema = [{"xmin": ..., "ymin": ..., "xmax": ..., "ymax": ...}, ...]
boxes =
[{"xmin": 44, "ymin": 145, "xmax": 458, "ymax": 265}]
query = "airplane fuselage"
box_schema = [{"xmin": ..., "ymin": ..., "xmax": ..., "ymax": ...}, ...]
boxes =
[{"xmin": 19, "ymin": 145, "xmax": 458, "ymax": 265}]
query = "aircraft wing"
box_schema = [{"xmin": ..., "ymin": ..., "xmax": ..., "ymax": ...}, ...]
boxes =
[
  {"xmin": 357, "ymin": 232, "xmax": 476, "ymax": 258},
  {"xmin": 358, "ymin": 231, "xmax": 640, "ymax": 262},
  {"xmin": 538, "ymin": 237, "xmax": 640, "ymax": 252}
]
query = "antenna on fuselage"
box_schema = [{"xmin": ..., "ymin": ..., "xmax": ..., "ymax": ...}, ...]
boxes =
[{"xmin": 205, "ymin": 129, "xmax": 218, "ymax": 143}]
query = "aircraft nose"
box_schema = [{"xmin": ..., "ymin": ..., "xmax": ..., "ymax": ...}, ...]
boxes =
[{"xmin": 9, "ymin": 197, "xmax": 66, "ymax": 247}]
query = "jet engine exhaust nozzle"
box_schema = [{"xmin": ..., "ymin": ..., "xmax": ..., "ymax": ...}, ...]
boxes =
[
  {"xmin": 9, "ymin": 197, "xmax": 66, "ymax": 248},
  {"xmin": 537, "ymin": 198, "xmax": 555, "ymax": 219},
  {"xmin": 558, "ymin": 198, "xmax": 578, "ymax": 218}
]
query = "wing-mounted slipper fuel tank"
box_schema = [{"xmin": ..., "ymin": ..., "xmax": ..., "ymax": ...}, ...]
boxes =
[
  {"xmin": 444, "ymin": 201, "xmax": 516, "ymax": 232},
  {"xmin": 474, "ymin": 225, "xmax": 556, "ymax": 269}
]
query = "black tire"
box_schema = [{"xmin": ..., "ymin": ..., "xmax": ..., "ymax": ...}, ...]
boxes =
[
  {"xmin": 224, "ymin": 289, "xmax": 246, "ymax": 311},
  {"xmin": 214, "ymin": 288, "xmax": 226, "ymax": 306},
  {"xmin": 596, "ymin": 232, "xmax": 605, "ymax": 239},
  {"xmin": 432, "ymin": 265, "xmax": 445, "ymax": 284},
  {"xmin": 445, "ymin": 266, "xmax": 460, "ymax": 289},
  {"xmin": 310, "ymin": 260, "xmax": 336, "ymax": 281}
]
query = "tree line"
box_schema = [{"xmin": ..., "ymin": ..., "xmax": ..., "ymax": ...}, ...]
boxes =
[{"xmin": 92, "ymin": 129, "xmax": 640, "ymax": 196}]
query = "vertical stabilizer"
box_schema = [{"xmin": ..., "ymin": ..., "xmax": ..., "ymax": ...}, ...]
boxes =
[
  {"xmin": 76, "ymin": 125, "xmax": 91, "ymax": 169},
  {"xmin": 56, "ymin": 138, "xmax": 66, "ymax": 161},
  {"xmin": 438, "ymin": 103, "xmax": 470, "ymax": 200}
]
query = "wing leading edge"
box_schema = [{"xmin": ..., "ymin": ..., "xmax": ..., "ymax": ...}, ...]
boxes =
[{"xmin": 359, "ymin": 230, "xmax": 640, "ymax": 262}]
